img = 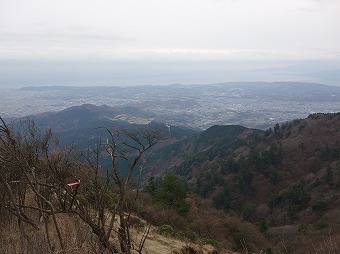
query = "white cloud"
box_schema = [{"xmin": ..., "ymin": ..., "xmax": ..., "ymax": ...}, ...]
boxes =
[
  {"xmin": 0, "ymin": 0, "xmax": 339, "ymax": 62},
  {"xmin": 0, "ymin": 0, "xmax": 340, "ymax": 58}
]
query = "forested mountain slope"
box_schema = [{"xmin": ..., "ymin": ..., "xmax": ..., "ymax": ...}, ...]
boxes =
[
  {"xmin": 143, "ymin": 113, "xmax": 340, "ymax": 253},
  {"xmin": 3, "ymin": 106, "xmax": 340, "ymax": 253},
  {"xmin": 164, "ymin": 113, "xmax": 340, "ymax": 225}
]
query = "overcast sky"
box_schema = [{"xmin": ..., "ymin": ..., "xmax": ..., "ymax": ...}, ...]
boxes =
[{"xmin": 1, "ymin": 0, "xmax": 340, "ymax": 87}]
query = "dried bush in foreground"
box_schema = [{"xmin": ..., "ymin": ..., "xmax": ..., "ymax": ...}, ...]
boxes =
[{"xmin": 0, "ymin": 117, "xmax": 162, "ymax": 253}]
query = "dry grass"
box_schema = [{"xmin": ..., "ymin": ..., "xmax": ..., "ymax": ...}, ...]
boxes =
[
  {"xmin": 0, "ymin": 214, "xmax": 107, "ymax": 254},
  {"xmin": 267, "ymin": 224, "xmax": 340, "ymax": 254},
  {"xmin": 0, "ymin": 212, "xmax": 224, "ymax": 254}
]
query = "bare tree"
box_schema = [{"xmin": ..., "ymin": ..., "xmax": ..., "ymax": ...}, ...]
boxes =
[
  {"xmin": 0, "ymin": 116, "xmax": 71, "ymax": 251},
  {"xmin": 69, "ymin": 125, "xmax": 163, "ymax": 253},
  {"xmin": 0, "ymin": 116, "xmax": 162, "ymax": 253}
]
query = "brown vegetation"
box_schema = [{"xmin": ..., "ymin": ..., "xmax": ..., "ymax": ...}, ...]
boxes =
[
  {"xmin": 0, "ymin": 116, "xmax": 162, "ymax": 253},
  {"xmin": 2, "ymin": 113, "xmax": 340, "ymax": 253}
]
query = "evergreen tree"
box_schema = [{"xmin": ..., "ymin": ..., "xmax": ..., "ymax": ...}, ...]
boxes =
[{"xmin": 153, "ymin": 172, "xmax": 191, "ymax": 214}]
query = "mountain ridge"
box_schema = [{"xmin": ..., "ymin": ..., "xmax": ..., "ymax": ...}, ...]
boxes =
[
  {"xmin": 151, "ymin": 112, "xmax": 340, "ymax": 252},
  {"xmin": 3, "ymin": 103, "xmax": 340, "ymax": 253}
]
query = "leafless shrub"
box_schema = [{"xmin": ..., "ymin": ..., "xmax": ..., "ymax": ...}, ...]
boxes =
[{"xmin": 0, "ymin": 117, "xmax": 163, "ymax": 253}]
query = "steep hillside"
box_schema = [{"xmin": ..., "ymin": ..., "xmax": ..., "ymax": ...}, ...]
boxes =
[
  {"xmin": 5, "ymin": 106, "xmax": 340, "ymax": 253},
  {"xmin": 143, "ymin": 125, "xmax": 260, "ymax": 177},
  {"xmin": 150, "ymin": 113, "xmax": 340, "ymax": 253}
]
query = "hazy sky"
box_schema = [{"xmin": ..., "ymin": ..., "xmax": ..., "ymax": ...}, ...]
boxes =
[{"xmin": 1, "ymin": 0, "xmax": 340, "ymax": 87}]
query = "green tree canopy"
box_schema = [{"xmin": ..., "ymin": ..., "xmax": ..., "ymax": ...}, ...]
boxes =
[{"xmin": 152, "ymin": 172, "xmax": 191, "ymax": 215}]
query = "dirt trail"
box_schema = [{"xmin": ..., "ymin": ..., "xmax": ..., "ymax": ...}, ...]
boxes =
[{"xmin": 130, "ymin": 226, "xmax": 239, "ymax": 254}]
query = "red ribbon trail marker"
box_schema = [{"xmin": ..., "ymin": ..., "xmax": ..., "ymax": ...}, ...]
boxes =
[{"xmin": 67, "ymin": 179, "xmax": 80, "ymax": 187}]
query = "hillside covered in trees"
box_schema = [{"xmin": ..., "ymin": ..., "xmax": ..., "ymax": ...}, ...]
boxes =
[
  {"xmin": 143, "ymin": 112, "xmax": 340, "ymax": 253},
  {"xmin": 1, "ymin": 112, "xmax": 340, "ymax": 253}
]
